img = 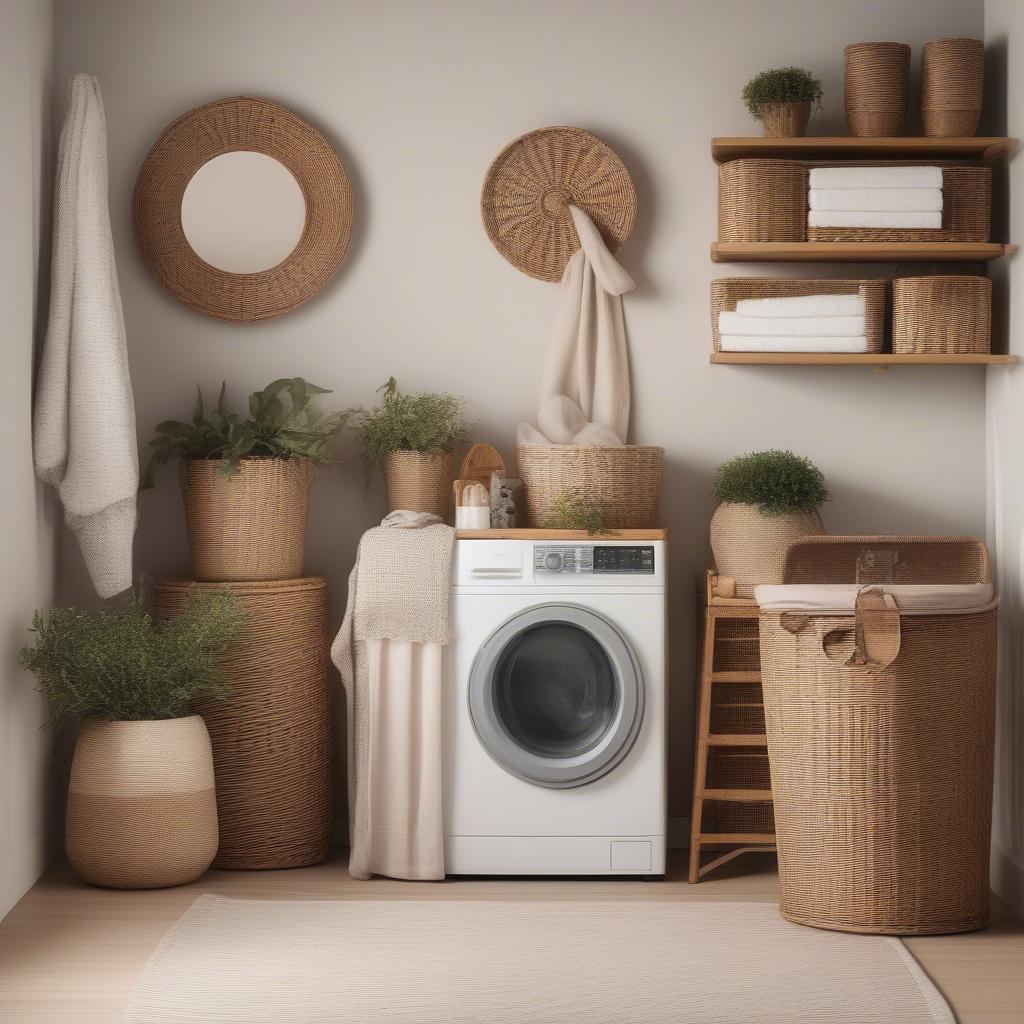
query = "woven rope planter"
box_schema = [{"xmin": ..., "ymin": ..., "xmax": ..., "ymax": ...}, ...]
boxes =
[
  {"xmin": 844, "ymin": 42, "xmax": 911, "ymax": 137},
  {"xmin": 65, "ymin": 716, "xmax": 218, "ymax": 889},
  {"xmin": 759, "ymin": 102, "xmax": 811, "ymax": 138},
  {"xmin": 892, "ymin": 276, "xmax": 991, "ymax": 354},
  {"xmin": 718, "ymin": 160, "xmax": 807, "ymax": 242},
  {"xmin": 153, "ymin": 578, "xmax": 332, "ymax": 870},
  {"xmin": 481, "ymin": 127, "xmax": 637, "ymax": 283},
  {"xmin": 922, "ymin": 38, "xmax": 984, "ymax": 138},
  {"xmin": 385, "ymin": 451, "xmax": 453, "ymax": 519},
  {"xmin": 516, "ymin": 444, "xmax": 663, "ymax": 529},
  {"xmin": 179, "ymin": 458, "xmax": 315, "ymax": 582},
  {"xmin": 134, "ymin": 96, "xmax": 353, "ymax": 322}
]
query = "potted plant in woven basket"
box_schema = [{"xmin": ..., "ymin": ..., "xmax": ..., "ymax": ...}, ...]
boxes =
[
  {"xmin": 349, "ymin": 377, "xmax": 467, "ymax": 519},
  {"xmin": 19, "ymin": 590, "xmax": 243, "ymax": 889},
  {"xmin": 742, "ymin": 67, "xmax": 823, "ymax": 137},
  {"xmin": 709, "ymin": 449, "xmax": 828, "ymax": 598},
  {"xmin": 143, "ymin": 378, "xmax": 347, "ymax": 581}
]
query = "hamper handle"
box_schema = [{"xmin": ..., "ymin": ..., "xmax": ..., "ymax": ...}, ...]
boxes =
[{"xmin": 845, "ymin": 587, "xmax": 901, "ymax": 669}]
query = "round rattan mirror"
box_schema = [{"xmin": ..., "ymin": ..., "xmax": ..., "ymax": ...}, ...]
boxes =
[{"xmin": 133, "ymin": 96, "xmax": 353, "ymax": 323}]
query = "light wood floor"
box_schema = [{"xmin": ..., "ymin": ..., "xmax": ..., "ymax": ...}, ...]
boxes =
[{"xmin": 1, "ymin": 852, "xmax": 1022, "ymax": 1023}]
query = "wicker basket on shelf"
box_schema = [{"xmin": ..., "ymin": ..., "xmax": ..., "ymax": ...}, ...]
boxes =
[
  {"xmin": 892, "ymin": 276, "xmax": 991, "ymax": 354},
  {"xmin": 710, "ymin": 278, "xmax": 886, "ymax": 353},
  {"xmin": 922, "ymin": 38, "xmax": 984, "ymax": 138},
  {"xmin": 844, "ymin": 42, "xmax": 911, "ymax": 137},
  {"xmin": 718, "ymin": 160, "xmax": 807, "ymax": 242},
  {"xmin": 516, "ymin": 444, "xmax": 663, "ymax": 529}
]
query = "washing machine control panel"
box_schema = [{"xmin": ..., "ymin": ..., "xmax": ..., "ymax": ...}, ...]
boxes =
[{"xmin": 534, "ymin": 545, "xmax": 655, "ymax": 575}]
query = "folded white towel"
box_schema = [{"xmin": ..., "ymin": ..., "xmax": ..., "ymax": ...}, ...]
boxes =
[
  {"xmin": 808, "ymin": 210, "xmax": 942, "ymax": 229},
  {"xmin": 718, "ymin": 312, "xmax": 866, "ymax": 337},
  {"xmin": 755, "ymin": 582, "xmax": 995, "ymax": 615},
  {"xmin": 809, "ymin": 165, "xmax": 943, "ymax": 189},
  {"xmin": 809, "ymin": 188, "xmax": 943, "ymax": 212},
  {"xmin": 719, "ymin": 335, "xmax": 869, "ymax": 353},
  {"xmin": 734, "ymin": 292, "xmax": 866, "ymax": 318}
]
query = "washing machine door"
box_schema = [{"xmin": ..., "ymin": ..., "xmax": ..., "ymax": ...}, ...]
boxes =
[{"xmin": 468, "ymin": 603, "xmax": 644, "ymax": 789}]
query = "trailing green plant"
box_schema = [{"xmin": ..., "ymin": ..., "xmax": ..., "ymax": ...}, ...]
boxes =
[
  {"xmin": 19, "ymin": 591, "xmax": 244, "ymax": 723},
  {"xmin": 712, "ymin": 449, "xmax": 829, "ymax": 516},
  {"xmin": 349, "ymin": 377, "xmax": 468, "ymax": 468},
  {"xmin": 742, "ymin": 67, "xmax": 823, "ymax": 120},
  {"xmin": 142, "ymin": 377, "xmax": 348, "ymax": 486},
  {"xmin": 542, "ymin": 488, "xmax": 610, "ymax": 536}
]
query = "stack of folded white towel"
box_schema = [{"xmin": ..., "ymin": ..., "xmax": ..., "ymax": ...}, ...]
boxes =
[
  {"xmin": 718, "ymin": 289, "xmax": 868, "ymax": 353},
  {"xmin": 808, "ymin": 166, "xmax": 943, "ymax": 230}
]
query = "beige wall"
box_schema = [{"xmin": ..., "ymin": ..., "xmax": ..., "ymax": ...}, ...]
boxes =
[
  {"xmin": 0, "ymin": 0, "xmax": 59, "ymax": 920},
  {"xmin": 55, "ymin": 0, "xmax": 987, "ymax": 826}
]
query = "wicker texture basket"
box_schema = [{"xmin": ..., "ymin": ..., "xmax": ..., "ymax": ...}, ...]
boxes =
[
  {"xmin": 922, "ymin": 38, "xmax": 984, "ymax": 138},
  {"xmin": 153, "ymin": 577, "xmax": 332, "ymax": 871},
  {"xmin": 844, "ymin": 42, "xmax": 911, "ymax": 137},
  {"xmin": 892, "ymin": 276, "xmax": 991, "ymax": 354},
  {"xmin": 711, "ymin": 278, "xmax": 886, "ymax": 354},
  {"xmin": 760, "ymin": 102, "xmax": 811, "ymax": 138},
  {"xmin": 385, "ymin": 451, "xmax": 453, "ymax": 519},
  {"xmin": 180, "ymin": 458, "xmax": 314, "ymax": 582},
  {"xmin": 516, "ymin": 445, "xmax": 663, "ymax": 529},
  {"xmin": 759, "ymin": 535, "xmax": 996, "ymax": 935},
  {"xmin": 718, "ymin": 160, "xmax": 807, "ymax": 242}
]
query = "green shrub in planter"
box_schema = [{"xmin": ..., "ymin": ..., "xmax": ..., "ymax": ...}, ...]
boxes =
[{"xmin": 742, "ymin": 67, "xmax": 823, "ymax": 136}]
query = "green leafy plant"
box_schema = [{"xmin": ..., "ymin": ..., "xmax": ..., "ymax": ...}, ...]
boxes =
[
  {"xmin": 712, "ymin": 449, "xmax": 829, "ymax": 516},
  {"xmin": 349, "ymin": 377, "xmax": 468, "ymax": 468},
  {"xmin": 142, "ymin": 377, "xmax": 348, "ymax": 486},
  {"xmin": 19, "ymin": 591, "xmax": 244, "ymax": 723},
  {"xmin": 742, "ymin": 67, "xmax": 823, "ymax": 120},
  {"xmin": 542, "ymin": 488, "xmax": 610, "ymax": 536}
]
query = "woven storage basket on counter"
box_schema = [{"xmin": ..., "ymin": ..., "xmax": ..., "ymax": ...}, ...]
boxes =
[
  {"xmin": 711, "ymin": 278, "xmax": 886, "ymax": 354},
  {"xmin": 516, "ymin": 444, "xmax": 663, "ymax": 529},
  {"xmin": 922, "ymin": 38, "xmax": 984, "ymax": 138},
  {"xmin": 844, "ymin": 42, "xmax": 911, "ymax": 136},
  {"xmin": 892, "ymin": 276, "xmax": 991, "ymax": 354},
  {"xmin": 179, "ymin": 457, "xmax": 314, "ymax": 581},
  {"xmin": 152, "ymin": 577, "xmax": 332, "ymax": 871},
  {"xmin": 718, "ymin": 160, "xmax": 807, "ymax": 242},
  {"xmin": 759, "ymin": 535, "xmax": 997, "ymax": 935},
  {"xmin": 385, "ymin": 451, "xmax": 453, "ymax": 520}
]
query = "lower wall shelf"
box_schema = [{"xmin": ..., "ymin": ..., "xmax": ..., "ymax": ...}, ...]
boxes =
[{"xmin": 711, "ymin": 352, "xmax": 1016, "ymax": 367}]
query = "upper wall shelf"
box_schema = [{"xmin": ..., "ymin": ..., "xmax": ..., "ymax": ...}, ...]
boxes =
[
  {"xmin": 711, "ymin": 241, "xmax": 1017, "ymax": 263},
  {"xmin": 711, "ymin": 352, "xmax": 1016, "ymax": 367},
  {"xmin": 712, "ymin": 136, "xmax": 1020, "ymax": 164}
]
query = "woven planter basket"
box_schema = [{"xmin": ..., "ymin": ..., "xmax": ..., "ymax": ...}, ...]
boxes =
[
  {"xmin": 844, "ymin": 42, "xmax": 911, "ymax": 137},
  {"xmin": 179, "ymin": 458, "xmax": 314, "ymax": 582},
  {"xmin": 892, "ymin": 276, "xmax": 991, "ymax": 354},
  {"xmin": 759, "ymin": 102, "xmax": 811, "ymax": 138},
  {"xmin": 710, "ymin": 503, "xmax": 824, "ymax": 599},
  {"xmin": 385, "ymin": 451, "xmax": 453, "ymax": 519},
  {"xmin": 718, "ymin": 160, "xmax": 807, "ymax": 242},
  {"xmin": 65, "ymin": 716, "xmax": 218, "ymax": 889},
  {"xmin": 711, "ymin": 278, "xmax": 886, "ymax": 354},
  {"xmin": 152, "ymin": 577, "xmax": 332, "ymax": 870},
  {"xmin": 922, "ymin": 38, "xmax": 984, "ymax": 138},
  {"xmin": 759, "ymin": 535, "xmax": 996, "ymax": 935},
  {"xmin": 516, "ymin": 445, "xmax": 663, "ymax": 529}
]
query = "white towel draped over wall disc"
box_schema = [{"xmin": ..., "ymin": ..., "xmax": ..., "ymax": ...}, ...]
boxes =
[{"xmin": 33, "ymin": 73, "xmax": 138, "ymax": 599}]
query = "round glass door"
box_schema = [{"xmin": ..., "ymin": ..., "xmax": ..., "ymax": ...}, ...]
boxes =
[{"xmin": 469, "ymin": 604, "xmax": 644, "ymax": 788}]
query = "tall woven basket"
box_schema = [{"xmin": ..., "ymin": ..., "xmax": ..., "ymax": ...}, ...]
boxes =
[
  {"xmin": 922, "ymin": 38, "xmax": 984, "ymax": 137},
  {"xmin": 844, "ymin": 42, "xmax": 911, "ymax": 136},
  {"xmin": 153, "ymin": 577, "xmax": 332, "ymax": 870},
  {"xmin": 759, "ymin": 536, "xmax": 997, "ymax": 935}
]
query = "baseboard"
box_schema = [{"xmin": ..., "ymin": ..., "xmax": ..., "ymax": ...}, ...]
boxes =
[{"xmin": 992, "ymin": 843, "xmax": 1024, "ymax": 922}]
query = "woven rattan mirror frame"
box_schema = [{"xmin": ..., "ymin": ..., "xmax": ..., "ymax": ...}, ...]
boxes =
[
  {"xmin": 133, "ymin": 96, "xmax": 352, "ymax": 323},
  {"xmin": 481, "ymin": 126, "xmax": 637, "ymax": 283}
]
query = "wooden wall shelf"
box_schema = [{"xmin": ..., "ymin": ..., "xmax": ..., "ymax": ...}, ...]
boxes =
[
  {"xmin": 711, "ymin": 352, "xmax": 1016, "ymax": 367},
  {"xmin": 712, "ymin": 136, "xmax": 1020, "ymax": 164},
  {"xmin": 711, "ymin": 241, "xmax": 1016, "ymax": 263}
]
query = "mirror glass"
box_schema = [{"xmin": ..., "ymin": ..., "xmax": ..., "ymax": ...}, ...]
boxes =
[{"xmin": 181, "ymin": 152, "xmax": 306, "ymax": 274}]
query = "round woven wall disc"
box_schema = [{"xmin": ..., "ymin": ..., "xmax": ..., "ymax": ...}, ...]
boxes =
[
  {"xmin": 133, "ymin": 96, "xmax": 353, "ymax": 323},
  {"xmin": 481, "ymin": 126, "xmax": 637, "ymax": 283}
]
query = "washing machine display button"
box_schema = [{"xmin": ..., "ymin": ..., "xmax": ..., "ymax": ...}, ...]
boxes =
[
  {"xmin": 534, "ymin": 546, "xmax": 595, "ymax": 574},
  {"xmin": 543, "ymin": 551, "xmax": 563, "ymax": 572},
  {"xmin": 594, "ymin": 546, "xmax": 656, "ymax": 574}
]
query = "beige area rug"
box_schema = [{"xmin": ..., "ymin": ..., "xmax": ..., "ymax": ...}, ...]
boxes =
[{"xmin": 125, "ymin": 898, "xmax": 953, "ymax": 1023}]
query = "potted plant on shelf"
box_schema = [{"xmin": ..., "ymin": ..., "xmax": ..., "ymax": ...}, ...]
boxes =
[
  {"xmin": 742, "ymin": 67, "xmax": 823, "ymax": 137},
  {"xmin": 143, "ymin": 377, "xmax": 347, "ymax": 581},
  {"xmin": 19, "ymin": 590, "xmax": 243, "ymax": 889},
  {"xmin": 710, "ymin": 449, "xmax": 828, "ymax": 597},
  {"xmin": 349, "ymin": 377, "xmax": 467, "ymax": 519}
]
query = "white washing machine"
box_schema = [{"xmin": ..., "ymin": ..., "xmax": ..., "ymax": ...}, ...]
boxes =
[{"xmin": 445, "ymin": 535, "xmax": 666, "ymax": 876}]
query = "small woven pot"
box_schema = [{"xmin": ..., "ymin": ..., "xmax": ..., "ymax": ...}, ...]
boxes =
[
  {"xmin": 759, "ymin": 101, "xmax": 811, "ymax": 138},
  {"xmin": 179, "ymin": 457, "xmax": 314, "ymax": 582},
  {"xmin": 922, "ymin": 38, "xmax": 984, "ymax": 138},
  {"xmin": 892, "ymin": 276, "xmax": 991, "ymax": 354},
  {"xmin": 385, "ymin": 451, "xmax": 453, "ymax": 520},
  {"xmin": 65, "ymin": 716, "xmax": 218, "ymax": 889},
  {"xmin": 710, "ymin": 503, "xmax": 824, "ymax": 599},
  {"xmin": 844, "ymin": 42, "xmax": 911, "ymax": 137}
]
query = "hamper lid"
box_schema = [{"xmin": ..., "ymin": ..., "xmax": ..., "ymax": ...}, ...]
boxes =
[{"xmin": 755, "ymin": 582, "xmax": 995, "ymax": 615}]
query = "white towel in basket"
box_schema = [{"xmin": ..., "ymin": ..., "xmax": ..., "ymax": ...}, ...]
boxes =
[
  {"xmin": 734, "ymin": 292, "xmax": 866, "ymax": 318},
  {"xmin": 809, "ymin": 187, "xmax": 943, "ymax": 212},
  {"xmin": 718, "ymin": 312, "xmax": 866, "ymax": 337},
  {"xmin": 808, "ymin": 209, "xmax": 942, "ymax": 229},
  {"xmin": 719, "ymin": 335, "xmax": 869, "ymax": 353},
  {"xmin": 809, "ymin": 166, "xmax": 943, "ymax": 189}
]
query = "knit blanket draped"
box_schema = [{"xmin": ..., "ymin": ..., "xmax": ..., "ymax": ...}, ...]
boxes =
[
  {"xmin": 33, "ymin": 74, "xmax": 138, "ymax": 599},
  {"xmin": 331, "ymin": 511, "xmax": 455, "ymax": 880}
]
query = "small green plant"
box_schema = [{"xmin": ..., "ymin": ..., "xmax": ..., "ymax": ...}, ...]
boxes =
[
  {"xmin": 349, "ymin": 377, "xmax": 468, "ymax": 468},
  {"xmin": 19, "ymin": 591, "xmax": 244, "ymax": 723},
  {"xmin": 542, "ymin": 489, "xmax": 610, "ymax": 536},
  {"xmin": 742, "ymin": 67, "xmax": 823, "ymax": 120},
  {"xmin": 142, "ymin": 377, "xmax": 348, "ymax": 486},
  {"xmin": 712, "ymin": 449, "xmax": 829, "ymax": 516}
]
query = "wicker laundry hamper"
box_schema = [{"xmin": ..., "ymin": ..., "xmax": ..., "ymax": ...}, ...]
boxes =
[
  {"xmin": 758, "ymin": 536, "xmax": 997, "ymax": 936},
  {"xmin": 152, "ymin": 577, "xmax": 332, "ymax": 870}
]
